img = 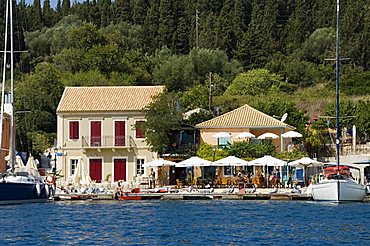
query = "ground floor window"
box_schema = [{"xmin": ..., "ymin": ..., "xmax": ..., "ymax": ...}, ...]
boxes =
[
  {"xmin": 70, "ymin": 159, "xmax": 78, "ymax": 175},
  {"xmin": 136, "ymin": 158, "xmax": 145, "ymax": 175},
  {"xmin": 224, "ymin": 166, "xmax": 235, "ymax": 176}
]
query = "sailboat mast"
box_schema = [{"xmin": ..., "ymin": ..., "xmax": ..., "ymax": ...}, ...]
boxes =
[
  {"xmin": 335, "ymin": 0, "xmax": 340, "ymax": 170},
  {"xmin": 9, "ymin": 0, "xmax": 15, "ymax": 172},
  {"xmin": 0, "ymin": 0, "xmax": 10, "ymax": 170}
]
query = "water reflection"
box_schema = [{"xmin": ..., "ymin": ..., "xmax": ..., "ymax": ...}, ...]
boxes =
[{"xmin": 1, "ymin": 200, "xmax": 369, "ymax": 245}]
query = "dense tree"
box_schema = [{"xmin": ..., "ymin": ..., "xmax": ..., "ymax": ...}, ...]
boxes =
[
  {"xmin": 215, "ymin": 0, "xmax": 235, "ymax": 56},
  {"xmin": 313, "ymin": 0, "xmax": 335, "ymax": 28},
  {"xmin": 225, "ymin": 69, "xmax": 283, "ymax": 96},
  {"xmin": 62, "ymin": 0, "xmax": 71, "ymax": 16},
  {"xmin": 172, "ymin": 0, "xmax": 189, "ymax": 54},
  {"xmin": 152, "ymin": 48, "xmax": 241, "ymax": 92},
  {"xmin": 132, "ymin": 0, "xmax": 149, "ymax": 25},
  {"xmin": 42, "ymin": 0, "xmax": 53, "ymax": 27},
  {"xmin": 284, "ymin": 0, "xmax": 314, "ymax": 52},
  {"xmin": 113, "ymin": 0, "xmax": 132, "ymax": 23},
  {"xmin": 56, "ymin": 0, "xmax": 62, "ymax": 15},
  {"xmin": 15, "ymin": 63, "xmax": 64, "ymax": 153},
  {"xmin": 99, "ymin": 0, "xmax": 111, "ymax": 27},
  {"xmin": 141, "ymin": 92, "xmax": 183, "ymax": 155},
  {"xmin": 158, "ymin": 0, "xmax": 175, "ymax": 50},
  {"xmin": 142, "ymin": 0, "xmax": 160, "ymax": 53},
  {"xmin": 31, "ymin": 0, "xmax": 43, "ymax": 30}
]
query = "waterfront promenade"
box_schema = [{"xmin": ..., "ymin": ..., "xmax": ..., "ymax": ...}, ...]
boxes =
[{"xmin": 52, "ymin": 187, "xmax": 370, "ymax": 202}]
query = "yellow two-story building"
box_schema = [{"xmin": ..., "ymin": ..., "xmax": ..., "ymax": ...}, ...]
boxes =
[{"xmin": 56, "ymin": 86, "xmax": 164, "ymax": 184}]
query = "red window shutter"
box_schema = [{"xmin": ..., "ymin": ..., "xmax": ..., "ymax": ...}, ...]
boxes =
[
  {"xmin": 115, "ymin": 121, "xmax": 125, "ymax": 146},
  {"xmin": 69, "ymin": 121, "xmax": 79, "ymax": 140},
  {"xmin": 135, "ymin": 121, "xmax": 145, "ymax": 138}
]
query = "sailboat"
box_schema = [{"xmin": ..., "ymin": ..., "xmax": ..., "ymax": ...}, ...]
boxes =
[
  {"xmin": 311, "ymin": 0, "xmax": 366, "ymax": 202},
  {"xmin": 0, "ymin": 0, "xmax": 49, "ymax": 204}
]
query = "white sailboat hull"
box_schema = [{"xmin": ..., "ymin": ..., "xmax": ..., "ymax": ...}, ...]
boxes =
[{"xmin": 312, "ymin": 179, "xmax": 366, "ymax": 202}]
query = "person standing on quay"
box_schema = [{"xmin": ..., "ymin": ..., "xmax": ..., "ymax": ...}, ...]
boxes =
[{"xmin": 149, "ymin": 168, "xmax": 156, "ymax": 188}]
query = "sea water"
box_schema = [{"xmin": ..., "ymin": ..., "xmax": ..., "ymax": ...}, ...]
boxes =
[{"xmin": 1, "ymin": 200, "xmax": 369, "ymax": 245}]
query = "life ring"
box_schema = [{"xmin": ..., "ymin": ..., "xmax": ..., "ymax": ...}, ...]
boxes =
[{"xmin": 46, "ymin": 175, "xmax": 55, "ymax": 185}]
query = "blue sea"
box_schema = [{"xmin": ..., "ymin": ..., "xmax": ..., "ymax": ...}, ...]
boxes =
[{"xmin": 1, "ymin": 200, "xmax": 369, "ymax": 245}]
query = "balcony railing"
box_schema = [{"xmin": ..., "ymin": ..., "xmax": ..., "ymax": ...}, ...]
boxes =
[{"xmin": 81, "ymin": 136, "xmax": 126, "ymax": 148}]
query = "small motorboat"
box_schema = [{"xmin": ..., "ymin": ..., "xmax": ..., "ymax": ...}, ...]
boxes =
[{"xmin": 116, "ymin": 193, "xmax": 162, "ymax": 201}]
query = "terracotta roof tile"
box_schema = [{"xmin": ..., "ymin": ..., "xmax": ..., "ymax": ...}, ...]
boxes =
[
  {"xmin": 57, "ymin": 86, "xmax": 164, "ymax": 113},
  {"xmin": 196, "ymin": 104, "xmax": 292, "ymax": 129}
]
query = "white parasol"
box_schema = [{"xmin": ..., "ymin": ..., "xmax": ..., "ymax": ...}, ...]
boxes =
[
  {"xmin": 143, "ymin": 158, "xmax": 176, "ymax": 168},
  {"xmin": 249, "ymin": 155, "xmax": 287, "ymax": 167},
  {"xmin": 281, "ymin": 130, "xmax": 303, "ymax": 138},
  {"xmin": 257, "ymin": 132, "xmax": 279, "ymax": 139},
  {"xmin": 289, "ymin": 157, "xmax": 322, "ymax": 186},
  {"xmin": 288, "ymin": 157, "xmax": 322, "ymax": 168},
  {"xmin": 73, "ymin": 158, "xmax": 92, "ymax": 187},
  {"xmin": 213, "ymin": 156, "xmax": 249, "ymax": 166},
  {"xmin": 175, "ymin": 156, "xmax": 212, "ymax": 167},
  {"xmin": 212, "ymin": 132, "xmax": 231, "ymax": 138},
  {"xmin": 235, "ymin": 132, "xmax": 256, "ymax": 139}
]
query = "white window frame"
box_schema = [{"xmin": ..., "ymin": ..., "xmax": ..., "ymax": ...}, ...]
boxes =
[
  {"xmin": 136, "ymin": 157, "xmax": 146, "ymax": 176},
  {"xmin": 70, "ymin": 158, "xmax": 79, "ymax": 175}
]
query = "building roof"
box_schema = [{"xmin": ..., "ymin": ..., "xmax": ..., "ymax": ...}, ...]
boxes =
[
  {"xmin": 57, "ymin": 86, "xmax": 164, "ymax": 113},
  {"xmin": 196, "ymin": 104, "xmax": 292, "ymax": 129}
]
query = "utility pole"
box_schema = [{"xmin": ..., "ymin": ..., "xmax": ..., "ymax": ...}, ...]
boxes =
[
  {"xmin": 209, "ymin": 72, "xmax": 213, "ymax": 112},
  {"xmin": 195, "ymin": 9, "xmax": 199, "ymax": 49}
]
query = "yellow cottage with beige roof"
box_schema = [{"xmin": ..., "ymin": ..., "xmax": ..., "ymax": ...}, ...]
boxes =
[
  {"xmin": 56, "ymin": 86, "xmax": 164, "ymax": 185},
  {"xmin": 196, "ymin": 104, "xmax": 293, "ymax": 152}
]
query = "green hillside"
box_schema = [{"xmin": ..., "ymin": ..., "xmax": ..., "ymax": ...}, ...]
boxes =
[{"xmin": 0, "ymin": 0, "xmax": 369, "ymax": 155}]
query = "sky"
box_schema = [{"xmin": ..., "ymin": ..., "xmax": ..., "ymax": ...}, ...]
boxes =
[{"xmin": 23, "ymin": 0, "xmax": 83, "ymax": 9}]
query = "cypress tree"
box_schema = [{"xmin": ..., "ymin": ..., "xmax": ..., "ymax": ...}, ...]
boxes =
[
  {"xmin": 99, "ymin": 0, "xmax": 111, "ymax": 27},
  {"xmin": 31, "ymin": 0, "xmax": 43, "ymax": 30},
  {"xmin": 313, "ymin": 0, "xmax": 336, "ymax": 28},
  {"xmin": 158, "ymin": 0, "xmax": 175, "ymax": 49},
  {"xmin": 42, "ymin": 0, "xmax": 53, "ymax": 27},
  {"xmin": 172, "ymin": 0, "xmax": 189, "ymax": 54},
  {"xmin": 284, "ymin": 0, "xmax": 314, "ymax": 53},
  {"xmin": 62, "ymin": 0, "xmax": 71, "ymax": 16},
  {"xmin": 215, "ymin": 0, "xmax": 235, "ymax": 56},
  {"xmin": 341, "ymin": 0, "xmax": 369, "ymax": 69},
  {"xmin": 113, "ymin": 0, "xmax": 132, "ymax": 23},
  {"xmin": 143, "ymin": 0, "xmax": 160, "ymax": 53},
  {"xmin": 56, "ymin": 0, "xmax": 62, "ymax": 15},
  {"xmin": 233, "ymin": 0, "xmax": 251, "ymax": 43},
  {"xmin": 235, "ymin": 0, "xmax": 265, "ymax": 69},
  {"xmin": 198, "ymin": 13, "xmax": 217, "ymax": 49},
  {"xmin": 132, "ymin": 0, "xmax": 149, "ymax": 25},
  {"xmin": 261, "ymin": 0, "xmax": 280, "ymax": 53}
]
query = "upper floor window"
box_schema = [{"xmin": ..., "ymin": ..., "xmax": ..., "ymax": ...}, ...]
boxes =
[
  {"xmin": 135, "ymin": 121, "xmax": 145, "ymax": 139},
  {"xmin": 69, "ymin": 121, "xmax": 79, "ymax": 140}
]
